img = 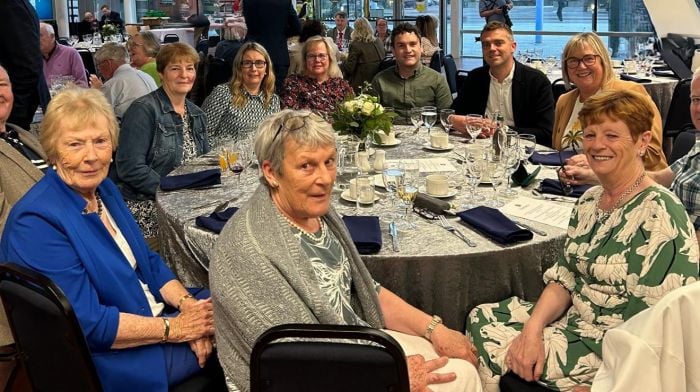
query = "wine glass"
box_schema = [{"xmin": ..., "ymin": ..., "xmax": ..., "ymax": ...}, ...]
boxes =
[
  {"xmin": 381, "ymin": 161, "xmax": 405, "ymax": 222},
  {"xmin": 465, "ymin": 114, "xmax": 483, "ymax": 144},
  {"xmin": 439, "ymin": 109, "xmax": 454, "ymax": 132},
  {"xmin": 410, "ymin": 108, "xmax": 423, "ymax": 134},
  {"xmin": 228, "ymin": 150, "xmax": 244, "ymax": 185},
  {"xmin": 69, "ymin": 35, "xmax": 80, "ymax": 46},
  {"xmin": 421, "ymin": 106, "xmax": 437, "ymax": 134},
  {"xmin": 487, "ymin": 161, "xmax": 506, "ymax": 208},
  {"xmin": 462, "ymin": 152, "xmax": 486, "ymax": 209},
  {"xmin": 518, "ymin": 134, "xmax": 537, "ymax": 164},
  {"xmin": 499, "ymin": 130, "xmax": 520, "ymax": 197},
  {"xmin": 397, "ymin": 182, "xmax": 418, "ymax": 230}
]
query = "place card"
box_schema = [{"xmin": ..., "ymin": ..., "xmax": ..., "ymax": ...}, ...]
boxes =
[
  {"xmin": 500, "ymin": 197, "xmax": 573, "ymax": 230},
  {"xmin": 386, "ymin": 158, "xmax": 458, "ymax": 173}
]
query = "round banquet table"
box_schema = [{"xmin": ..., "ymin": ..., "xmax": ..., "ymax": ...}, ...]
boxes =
[{"xmin": 156, "ymin": 125, "xmax": 572, "ymax": 330}]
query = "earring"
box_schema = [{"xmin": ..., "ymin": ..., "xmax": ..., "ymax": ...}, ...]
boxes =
[
  {"xmin": 270, "ymin": 180, "xmax": 278, "ymax": 188},
  {"xmin": 110, "ymin": 158, "xmax": 114, "ymax": 163},
  {"xmin": 52, "ymin": 164, "xmax": 57, "ymax": 170},
  {"xmin": 639, "ymin": 149, "xmax": 645, "ymax": 157}
]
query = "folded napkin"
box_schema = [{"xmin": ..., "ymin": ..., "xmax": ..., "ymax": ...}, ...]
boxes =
[
  {"xmin": 414, "ymin": 193, "xmax": 451, "ymax": 214},
  {"xmin": 195, "ymin": 207, "xmax": 239, "ymax": 234},
  {"xmin": 511, "ymin": 163, "xmax": 541, "ymax": 187},
  {"xmin": 342, "ymin": 216, "xmax": 382, "ymax": 254},
  {"xmin": 620, "ymin": 73, "xmax": 652, "ymax": 83},
  {"xmin": 457, "ymin": 206, "xmax": 533, "ymax": 245},
  {"xmin": 539, "ymin": 178, "xmax": 591, "ymax": 198},
  {"xmin": 652, "ymin": 69, "xmax": 675, "ymax": 77},
  {"xmin": 529, "ymin": 150, "xmax": 576, "ymax": 166},
  {"xmin": 160, "ymin": 169, "xmax": 221, "ymax": 191}
]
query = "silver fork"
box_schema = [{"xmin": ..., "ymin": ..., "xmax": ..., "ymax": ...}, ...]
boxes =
[{"xmin": 437, "ymin": 215, "xmax": 477, "ymax": 247}]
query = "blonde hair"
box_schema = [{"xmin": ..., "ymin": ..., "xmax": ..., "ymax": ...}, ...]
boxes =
[
  {"xmin": 302, "ymin": 36, "xmax": 342, "ymax": 79},
  {"xmin": 578, "ymin": 89, "xmax": 654, "ymax": 141},
  {"xmin": 416, "ymin": 15, "xmax": 438, "ymax": 46},
  {"xmin": 351, "ymin": 17, "xmax": 375, "ymax": 43},
  {"xmin": 229, "ymin": 42, "xmax": 276, "ymax": 109},
  {"xmin": 561, "ymin": 32, "xmax": 614, "ymax": 89},
  {"xmin": 40, "ymin": 88, "xmax": 119, "ymax": 163}
]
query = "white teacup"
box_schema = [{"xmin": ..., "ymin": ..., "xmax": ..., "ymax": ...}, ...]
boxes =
[
  {"xmin": 612, "ymin": 59, "xmax": 623, "ymax": 68},
  {"xmin": 430, "ymin": 131, "xmax": 449, "ymax": 148},
  {"xmin": 624, "ymin": 60, "xmax": 638, "ymax": 74},
  {"xmin": 377, "ymin": 130, "xmax": 397, "ymax": 145},
  {"xmin": 349, "ymin": 176, "xmax": 375, "ymax": 203},
  {"xmin": 425, "ymin": 174, "xmax": 449, "ymax": 196}
]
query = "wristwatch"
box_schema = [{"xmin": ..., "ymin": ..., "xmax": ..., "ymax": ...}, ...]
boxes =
[{"xmin": 424, "ymin": 315, "xmax": 443, "ymax": 342}]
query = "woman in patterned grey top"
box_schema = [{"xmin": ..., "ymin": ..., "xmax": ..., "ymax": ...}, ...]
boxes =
[
  {"xmin": 202, "ymin": 42, "xmax": 280, "ymax": 149},
  {"xmin": 210, "ymin": 109, "xmax": 482, "ymax": 392}
]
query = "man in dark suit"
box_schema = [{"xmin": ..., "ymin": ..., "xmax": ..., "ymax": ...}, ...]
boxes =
[
  {"xmin": 0, "ymin": 0, "xmax": 49, "ymax": 131},
  {"xmin": 99, "ymin": 4, "xmax": 124, "ymax": 30},
  {"xmin": 244, "ymin": 0, "xmax": 301, "ymax": 93},
  {"xmin": 451, "ymin": 22, "xmax": 554, "ymax": 146},
  {"xmin": 327, "ymin": 11, "xmax": 353, "ymax": 51}
]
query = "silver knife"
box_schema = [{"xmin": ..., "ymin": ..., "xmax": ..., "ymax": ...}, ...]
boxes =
[
  {"xmin": 507, "ymin": 216, "xmax": 548, "ymax": 237},
  {"xmin": 389, "ymin": 222, "xmax": 399, "ymax": 252}
]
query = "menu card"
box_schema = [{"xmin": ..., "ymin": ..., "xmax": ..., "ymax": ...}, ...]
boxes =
[
  {"xmin": 386, "ymin": 158, "xmax": 458, "ymax": 173},
  {"xmin": 500, "ymin": 197, "xmax": 574, "ymax": 230}
]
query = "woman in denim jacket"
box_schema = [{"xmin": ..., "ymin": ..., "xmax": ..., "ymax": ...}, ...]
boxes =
[{"xmin": 116, "ymin": 43, "xmax": 209, "ymax": 243}]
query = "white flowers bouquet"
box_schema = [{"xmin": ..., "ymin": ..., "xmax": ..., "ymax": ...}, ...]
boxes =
[
  {"xmin": 101, "ymin": 23, "xmax": 118, "ymax": 38},
  {"xmin": 331, "ymin": 85, "xmax": 395, "ymax": 143}
]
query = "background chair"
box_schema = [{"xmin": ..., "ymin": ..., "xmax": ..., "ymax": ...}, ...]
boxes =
[
  {"xmin": 443, "ymin": 54, "xmax": 458, "ymax": 95},
  {"xmin": 378, "ymin": 57, "xmax": 396, "ymax": 73},
  {"xmin": 669, "ymin": 128, "xmax": 697, "ymax": 164},
  {"xmin": 551, "ymin": 78, "xmax": 574, "ymax": 104},
  {"xmin": 663, "ymin": 78, "xmax": 693, "ymax": 158},
  {"xmin": 78, "ymin": 49, "xmax": 97, "ymax": 76},
  {"xmin": 428, "ymin": 50, "xmax": 444, "ymax": 73},
  {"xmin": 163, "ymin": 33, "xmax": 180, "ymax": 43},
  {"xmin": 250, "ymin": 323, "xmax": 410, "ymax": 392},
  {"xmin": 0, "ymin": 263, "xmax": 227, "ymax": 392}
]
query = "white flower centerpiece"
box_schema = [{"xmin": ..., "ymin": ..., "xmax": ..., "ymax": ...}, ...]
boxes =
[{"xmin": 331, "ymin": 84, "xmax": 395, "ymax": 148}]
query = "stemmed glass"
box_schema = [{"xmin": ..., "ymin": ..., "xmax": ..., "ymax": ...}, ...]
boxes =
[
  {"xmin": 228, "ymin": 150, "xmax": 244, "ymax": 185},
  {"xmin": 518, "ymin": 134, "xmax": 537, "ymax": 165},
  {"xmin": 462, "ymin": 150, "xmax": 486, "ymax": 209},
  {"xmin": 439, "ymin": 109, "xmax": 454, "ymax": 132},
  {"xmin": 421, "ymin": 106, "xmax": 437, "ymax": 134},
  {"xmin": 499, "ymin": 130, "xmax": 520, "ymax": 197},
  {"xmin": 381, "ymin": 161, "xmax": 405, "ymax": 222},
  {"xmin": 465, "ymin": 114, "xmax": 483, "ymax": 144},
  {"xmin": 397, "ymin": 160, "xmax": 419, "ymax": 230},
  {"xmin": 487, "ymin": 161, "xmax": 506, "ymax": 208},
  {"xmin": 410, "ymin": 108, "xmax": 423, "ymax": 134}
]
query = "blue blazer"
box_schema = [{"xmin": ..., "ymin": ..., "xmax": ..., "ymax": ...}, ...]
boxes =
[{"xmin": 0, "ymin": 169, "xmax": 176, "ymax": 391}]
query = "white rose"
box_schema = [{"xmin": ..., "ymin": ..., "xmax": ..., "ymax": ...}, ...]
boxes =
[
  {"xmin": 343, "ymin": 101, "xmax": 354, "ymax": 111},
  {"xmin": 361, "ymin": 102, "xmax": 375, "ymax": 115},
  {"xmin": 375, "ymin": 104, "xmax": 384, "ymax": 114}
]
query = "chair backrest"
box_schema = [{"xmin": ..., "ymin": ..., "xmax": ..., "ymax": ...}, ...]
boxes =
[
  {"xmin": 443, "ymin": 54, "xmax": 458, "ymax": 94},
  {"xmin": 0, "ymin": 263, "xmax": 102, "ymax": 392},
  {"xmin": 456, "ymin": 69, "xmax": 469, "ymax": 93},
  {"xmin": 663, "ymin": 78, "xmax": 693, "ymax": 156},
  {"xmin": 669, "ymin": 129, "xmax": 697, "ymax": 164},
  {"xmin": 429, "ymin": 50, "xmax": 444, "ymax": 73},
  {"xmin": 250, "ymin": 324, "xmax": 410, "ymax": 392},
  {"xmin": 378, "ymin": 57, "xmax": 396, "ymax": 73},
  {"xmin": 163, "ymin": 33, "xmax": 180, "ymax": 43},
  {"xmin": 206, "ymin": 56, "xmax": 234, "ymax": 98},
  {"xmin": 551, "ymin": 78, "xmax": 574, "ymax": 104},
  {"xmin": 78, "ymin": 49, "xmax": 97, "ymax": 76}
]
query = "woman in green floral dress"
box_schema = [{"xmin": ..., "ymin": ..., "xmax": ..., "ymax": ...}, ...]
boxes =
[{"xmin": 467, "ymin": 89, "xmax": 699, "ymax": 391}]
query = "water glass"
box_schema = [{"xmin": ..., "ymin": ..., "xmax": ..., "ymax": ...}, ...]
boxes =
[
  {"xmin": 487, "ymin": 160, "xmax": 506, "ymax": 208},
  {"xmin": 518, "ymin": 134, "xmax": 537, "ymax": 162},
  {"xmin": 381, "ymin": 161, "xmax": 405, "ymax": 222},
  {"xmin": 421, "ymin": 106, "xmax": 437, "ymax": 134},
  {"xmin": 439, "ymin": 109, "xmax": 454, "ymax": 132},
  {"xmin": 499, "ymin": 130, "xmax": 520, "ymax": 197},
  {"xmin": 354, "ymin": 174, "xmax": 376, "ymax": 214},
  {"xmin": 462, "ymin": 152, "xmax": 486, "ymax": 208},
  {"xmin": 410, "ymin": 107, "xmax": 423, "ymax": 133}
]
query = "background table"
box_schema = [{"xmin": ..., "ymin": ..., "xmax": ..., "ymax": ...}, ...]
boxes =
[{"xmin": 156, "ymin": 126, "xmax": 571, "ymax": 330}]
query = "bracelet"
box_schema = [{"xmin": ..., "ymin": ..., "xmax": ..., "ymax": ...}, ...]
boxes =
[
  {"xmin": 161, "ymin": 318, "xmax": 170, "ymax": 343},
  {"xmin": 177, "ymin": 293, "xmax": 194, "ymax": 310},
  {"xmin": 424, "ymin": 315, "xmax": 443, "ymax": 342}
]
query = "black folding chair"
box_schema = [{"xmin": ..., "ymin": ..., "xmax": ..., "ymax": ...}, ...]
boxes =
[
  {"xmin": 443, "ymin": 54, "xmax": 458, "ymax": 94},
  {"xmin": 429, "ymin": 50, "xmax": 444, "ymax": 73},
  {"xmin": 78, "ymin": 49, "xmax": 97, "ymax": 76},
  {"xmin": 551, "ymin": 78, "xmax": 575, "ymax": 104},
  {"xmin": 251, "ymin": 324, "xmax": 410, "ymax": 392},
  {"xmin": 663, "ymin": 78, "xmax": 693, "ymax": 158},
  {"xmin": 669, "ymin": 128, "xmax": 697, "ymax": 164},
  {"xmin": 163, "ymin": 33, "xmax": 180, "ymax": 43}
]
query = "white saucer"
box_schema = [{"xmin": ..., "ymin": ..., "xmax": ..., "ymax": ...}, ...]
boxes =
[
  {"xmin": 419, "ymin": 186, "xmax": 459, "ymax": 198},
  {"xmin": 422, "ymin": 142, "xmax": 455, "ymax": 152},
  {"xmin": 372, "ymin": 139, "xmax": 402, "ymax": 147},
  {"xmin": 340, "ymin": 190, "xmax": 380, "ymax": 204}
]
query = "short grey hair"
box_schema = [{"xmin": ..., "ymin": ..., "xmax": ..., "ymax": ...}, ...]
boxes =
[
  {"xmin": 94, "ymin": 42, "xmax": 129, "ymax": 64},
  {"xmin": 254, "ymin": 109, "xmax": 336, "ymax": 186},
  {"xmin": 40, "ymin": 22, "xmax": 55, "ymax": 37},
  {"xmin": 127, "ymin": 31, "xmax": 160, "ymax": 58}
]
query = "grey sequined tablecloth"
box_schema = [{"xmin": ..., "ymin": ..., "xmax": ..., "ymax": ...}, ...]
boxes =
[{"xmin": 156, "ymin": 126, "xmax": 569, "ymax": 330}]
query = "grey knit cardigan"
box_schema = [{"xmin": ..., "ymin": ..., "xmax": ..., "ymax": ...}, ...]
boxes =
[{"xmin": 209, "ymin": 185, "xmax": 385, "ymax": 390}]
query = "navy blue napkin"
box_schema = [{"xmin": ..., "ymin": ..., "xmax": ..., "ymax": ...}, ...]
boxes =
[
  {"xmin": 195, "ymin": 207, "xmax": 239, "ymax": 233},
  {"xmin": 457, "ymin": 206, "xmax": 533, "ymax": 245},
  {"xmin": 342, "ymin": 216, "xmax": 382, "ymax": 254},
  {"xmin": 539, "ymin": 179, "xmax": 591, "ymax": 198},
  {"xmin": 160, "ymin": 169, "xmax": 221, "ymax": 191},
  {"xmin": 620, "ymin": 73, "xmax": 651, "ymax": 83},
  {"xmin": 530, "ymin": 150, "xmax": 576, "ymax": 166}
]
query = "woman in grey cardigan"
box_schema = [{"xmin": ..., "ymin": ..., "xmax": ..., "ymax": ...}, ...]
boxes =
[{"xmin": 209, "ymin": 109, "xmax": 482, "ymax": 392}]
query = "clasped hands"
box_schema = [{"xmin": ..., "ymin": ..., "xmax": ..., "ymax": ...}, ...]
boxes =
[
  {"xmin": 558, "ymin": 153, "xmax": 598, "ymax": 186},
  {"xmin": 171, "ymin": 297, "xmax": 215, "ymax": 367},
  {"xmin": 407, "ymin": 324, "xmax": 479, "ymax": 391}
]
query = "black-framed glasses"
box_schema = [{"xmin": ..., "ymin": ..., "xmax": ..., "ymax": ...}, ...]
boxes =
[
  {"xmin": 565, "ymin": 54, "xmax": 599, "ymax": 69},
  {"xmin": 241, "ymin": 60, "xmax": 267, "ymax": 69},
  {"xmin": 306, "ymin": 53, "xmax": 329, "ymax": 61}
]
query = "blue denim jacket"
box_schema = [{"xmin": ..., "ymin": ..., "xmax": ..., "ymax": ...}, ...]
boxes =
[{"xmin": 115, "ymin": 88, "xmax": 209, "ymax": 201}]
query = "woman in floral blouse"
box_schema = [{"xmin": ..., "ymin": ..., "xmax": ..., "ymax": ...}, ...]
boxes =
[
  {"xmin": 202, "ymin": 42, "xmax": 280, "ymax": 149},
  {"xmin": 281, "ymin": 35, "xmax": 353, "ymax": 118},
  {"xmin": 468, "ymin": 89, "xmax": 699, "ymax": 391}
]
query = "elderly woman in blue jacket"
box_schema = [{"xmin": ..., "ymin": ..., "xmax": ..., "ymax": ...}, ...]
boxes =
[
  {"xmin": 115, "ymin": 43, "xmax": 209, "ymax": 241},
  {"xmin": 0, "ymin": 88, "xmax": 215, "ymax": 391}
]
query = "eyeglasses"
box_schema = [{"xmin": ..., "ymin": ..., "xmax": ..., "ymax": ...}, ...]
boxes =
[
  {"xmin": 241, "ymin": 60, "xmax": 267, "ymax": 69},
  {"xmin": 271, "ymin": 112, "xmax": 315, "ymax": 144},
  {"xmin": 306, "ymin": 53, "xmax": 329, "ymax": 61},
  {"xmin": 565, "ymin": 54, "xmax": 599, "ymax": 69}
]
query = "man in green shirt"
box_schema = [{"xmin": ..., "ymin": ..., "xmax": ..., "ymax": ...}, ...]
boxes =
[{"xmin": 371, "ymin": 23, "xmax": 452, "ymax": 124}]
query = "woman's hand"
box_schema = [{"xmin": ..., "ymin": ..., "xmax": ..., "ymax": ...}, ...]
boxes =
[
  {"xmin": 506, "ymin": 325, "xmax": 545, "ymax": 382},
  {"xmin": 170, "ymin": 298, "xmax": 215, "ymax": 342},
  {"xmin": 188, "ymin": 336, "xmax": 214, "ymax": 368},
  {"xmin": 430, "ymin": 325, "xmax": 478, "ymax": 367},
  {"xmin": 407, "ymin": 354, "xmax": 456, "ymax": 392},
  {"xmin": 559, "ymin": 154, "xmax": 598, "ymax": 185}
]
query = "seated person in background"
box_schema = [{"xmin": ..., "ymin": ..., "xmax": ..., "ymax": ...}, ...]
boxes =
[
  {"xmin": 451, "ymin": 22, "xmax": 554, "ymax": 146},
  {"xmin": 553, "ymin": 32, "xmax": 666, "ymax": 170},
  {"xmin": 372, "ymin": 23, "xmax": 452, "ymax": 124},
  {"xmin": 563, "ymin": 67, "xmax": 700, "ymax": 245},
  {"xmin": 210, "ymin": 109, "xmax": 482, "ymax": 392},
  {"xmin": 289, "ymin": 19, "xmax": 342, "ymax": 76},
  {"xmin": 89, "ymin": 43, "xmax": 157, "ymax": 120},
  {"xmin": 327, "ymin": 11, "xmax": 353, "ymax": 50},
  {"xmin": 415, "ymin": 15, "xmax": 439, "ymax": 65},
  {"xmin": 281, "ymin": 35, "xmax": 353, "ymax": 118},
  {"xmin": 375, "ymin": 17, "xmax": 392, "ymax": 55},
  {"xmin": 78, "ymin": 11, "xmax": 99, "ymax": 38},
  {"xmin": 215, "ymin": 15, "xmax": 247, "ymax": 67},
  {"xmin": 340, "ymin": 17, "xmax": 385, "ymax": 93},
  {"xmin": 39, "ymin": 22, "xmax": 88, "ymax": 88},
  {"xmin": 203, "ymin": 42, "xmax": 280, "ymax": 149},
  {"xmin": 116, "ymin": 43, "xmax": 209, "ymax": 242},
  {"xmin": 127, "ymin": 31, "xmax": 161, "ymax": 87},
  {"xmin": 468, "ymin": 89, "xmax": 699, "ymax": 390},
  {"xmin": 99, "ymin": 4, "xmax": 123, "ymax": 30},
  {"xmin": 0, "ymin": 88, "xmax": 215, "ymax": 391}
]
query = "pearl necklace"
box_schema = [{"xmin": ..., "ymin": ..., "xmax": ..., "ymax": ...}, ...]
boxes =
[
  {"xmin": 82, "ymin": 191, "xmax": 103, "ymax": 217},
  {"xmin": 596, "ymin": 172, "xmax": 646, "ymax": 222},
  {"xmin": 280, "ymin": 213, "xmax": 327, "ymax": 243}
]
